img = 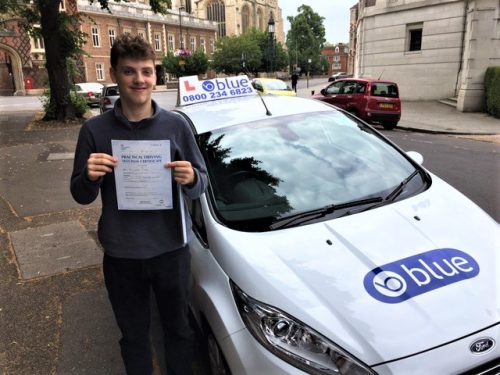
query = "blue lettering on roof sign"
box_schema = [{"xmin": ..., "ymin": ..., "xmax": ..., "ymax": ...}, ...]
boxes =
[
  {"xmin": 363, "ymin": 249, "xmax": 480, "ymax": 303},
  {"xmin": 179, "ymin": 75, "xmax": 255, "ymax": 106}
]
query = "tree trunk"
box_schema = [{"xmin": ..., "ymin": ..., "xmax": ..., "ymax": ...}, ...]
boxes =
[{"xmin": 40, "ymin": 0, "xmax": 76, "ymax": 121}]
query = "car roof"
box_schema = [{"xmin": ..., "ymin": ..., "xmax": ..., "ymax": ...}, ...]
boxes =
[
  {"xmin": 175, "ymin": 94, "xmax": 334, "ymax": 134},
  {"xmin": 76, "ymin": 82, "xmax": 104, "ymax": 89},
  {"xmin": 336, "ymin": 77, "xmax": 398, "ymax": 84},
  {"xmin": 253, "ymin": 78, "xmax": 283, "ymax": 82}
]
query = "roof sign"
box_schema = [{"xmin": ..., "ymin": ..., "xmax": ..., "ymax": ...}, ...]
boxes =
[{"xmin": 178, "ymin": 75, "xmax": 255, "ymax": 106}]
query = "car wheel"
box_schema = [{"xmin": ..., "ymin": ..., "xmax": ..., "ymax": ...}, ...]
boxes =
[
  {"xmin": 382, "ymin": 121, "xmax": 398, "ymax": 130},
  {"xmin": 207, "ymin": 330, "xmax": 231, "ymax": 375}
]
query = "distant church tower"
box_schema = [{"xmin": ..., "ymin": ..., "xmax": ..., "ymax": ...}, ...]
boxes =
[{"xmin": 171, "ymin": 0, "xmax": 285, "ymax": 44}]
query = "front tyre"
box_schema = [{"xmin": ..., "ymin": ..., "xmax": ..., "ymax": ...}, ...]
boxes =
[{"xmin": 382, "ymin": 121, "xmax": 398, "ymax": 130}]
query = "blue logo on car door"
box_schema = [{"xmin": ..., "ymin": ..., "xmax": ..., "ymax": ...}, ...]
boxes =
[{"xmin": 364, "ymin": 249, "xmax": 480, "ymax": 303}]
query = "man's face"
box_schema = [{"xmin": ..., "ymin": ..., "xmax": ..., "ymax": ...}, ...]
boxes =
[{"xmin": 110, "ymin": 57, "xmax": 156, "ymax": 108}]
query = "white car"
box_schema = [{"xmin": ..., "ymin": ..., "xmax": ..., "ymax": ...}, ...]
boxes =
[
  {"xmin": 74, "ymin": 82, "xmax": 103, "ymax": 106},
  {"xmin": 175, "ymin": 76, "xmax": 500, "ymax": 375}
]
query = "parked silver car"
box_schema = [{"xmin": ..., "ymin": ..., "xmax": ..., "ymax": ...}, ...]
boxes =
[
  {"xmin": 99, "ymin": 84, "xmax": 120, "ymax": 113},
  {"xmin": 328, "ymin": 72, "xmax": 352, "ymax": 82},
  {"xmin": 74, "ymin": 82, "xmax": 103, "ymax": 106}
]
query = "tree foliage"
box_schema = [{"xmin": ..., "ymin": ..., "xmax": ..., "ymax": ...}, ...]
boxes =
[
  {"xmin": 211, "ymin": 28, "xmax": 288, "ymax": 75},
  {"xmin": 0, "ymin": 0, "xmax": 171, "ymax": 120},
  {"xmin": 211, "ymin": 33, "xmax": 262, "ymax": 75},
  {"xmin": 163, "ymin": 48, "xmax": 209, "ymax": 77},
  {"xmin": 286, "ymin": 5, "xmax": 326, "ymax": 74}
]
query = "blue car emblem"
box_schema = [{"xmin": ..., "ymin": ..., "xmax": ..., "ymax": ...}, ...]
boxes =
[
  {"xmin": 470, "ymin": 338, "xmax": 495, "ymax": 354},
  {"xmin": 364, "ymin": 249, "xmax": 480, "ymax": 303}
]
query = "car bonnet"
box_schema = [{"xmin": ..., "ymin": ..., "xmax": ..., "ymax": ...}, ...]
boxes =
[{"xmin": 205, "ymin": 175, "xmax": 499, "ymax": 366}]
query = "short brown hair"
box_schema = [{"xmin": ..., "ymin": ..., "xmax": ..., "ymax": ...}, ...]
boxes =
[{"xmin": 110, "ymin": 34, "xmax": 156, "ymax": 69}]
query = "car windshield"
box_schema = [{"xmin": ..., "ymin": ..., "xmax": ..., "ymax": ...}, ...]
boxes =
[
  {"xmin": 106, "ymin": 86, "xmax": 120, "ymax": 96},
  {"xmin": 264, "ymin": 80, "xmax": 291, "ymax": 91},
  {"xmin": 198, "ymin": 111, "xmax": 427, "ymax": 232}
]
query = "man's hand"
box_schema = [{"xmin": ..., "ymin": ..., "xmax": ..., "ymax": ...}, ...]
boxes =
[
  {"xmin": 87, "ymin": 153, "xmax": 117, "ymax": 181},
  {"xmin": 167, "ymin": 161, "xmax": 196, "ymax": 185}
]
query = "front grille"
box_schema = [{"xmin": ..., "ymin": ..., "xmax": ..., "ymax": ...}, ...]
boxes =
[{"xmin": 461, "ymin": 357, "xmax": 500, "ymax": 375}]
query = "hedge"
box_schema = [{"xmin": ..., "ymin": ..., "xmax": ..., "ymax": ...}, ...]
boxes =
[{"xmin": 484, "ymin": 66, "xmax": 500, "ymax": 118}]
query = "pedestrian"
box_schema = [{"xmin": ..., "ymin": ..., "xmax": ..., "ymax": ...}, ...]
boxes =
[
  {"xmin": 291, "ymin": 71, "xmax": 299, "ymax": 92},
  {"xmin": 70, "ymin": 34, "xmax": 208, "ymax": 375}
]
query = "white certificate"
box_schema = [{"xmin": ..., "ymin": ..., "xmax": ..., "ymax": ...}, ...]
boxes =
[{"xmin": 112, "ymin": 140, "xmax": 172, "ymax": 210}]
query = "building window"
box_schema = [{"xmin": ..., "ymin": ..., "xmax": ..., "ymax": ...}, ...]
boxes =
[
  {"xmin": 257, "ymin": 8, "xmax": 263, "ymax": 31},
  {"xmin": 91, "ymin": 26, "xmax": 100, "ymax": 47},
  {"xmin": 407, "ymin": 23, "xmax": 423, "ymax": 52},
  {"xmin": 200, "ymin": 38, "xmax": 206, "ymax": 53},
  {"xmin": 207, "ymin": 0, "xmax": 226, "ymax": 37},
  {"xmin": 138, "ymin": 30, "xmax": 145, "ymax": 39},
  {"xmin": 168, "ymin": 34, "xmax": 175, "ymax": 51},
  {"xmin": 210, "ymin": 39, "xmax": 214, "ymax": 53},
  {"xmin": 335, "ymin": 46, "xmax": 339, "ymax": 53},
  {"xmin": 108, "ymin": 28, "xmax": 116, "ymax": 48},
  {"xmin": 123, "ymin": 28, "xmax": 131, "ymax": 35},
  {"xmin": 96, "ymin": 63, "xmax": 104, "ymax": 80},
  {"xmin": 154, "ymin": 33, "xmax": 161, "ymax": 51},
  {"xmin": 241, "ymin": 5, "xmax": 250, "ymax": 33},
  {"xmin": 190, "ymin": 37, "xmax": 196, "ymax": 51}
]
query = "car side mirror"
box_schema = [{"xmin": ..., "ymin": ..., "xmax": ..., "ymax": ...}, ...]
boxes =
[
  {"xmin": 252, "ymin": 82, "xmax": 263, "ymax": 92},
  {"xmin": 406, "ymin": 151, "xmax": 424, "ymax": 165},
  {"xmin": 320, "ymin": 88, "xmax": 326, "ymax": 95}
]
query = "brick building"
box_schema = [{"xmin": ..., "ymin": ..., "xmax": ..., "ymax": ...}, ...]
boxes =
[
  {"xmin": 0, "ymin": 0, "xmax": 285, "ymax": 95},
  {"xmin": 321, "ymin": 43, "xmax": 350, "ymax": 77},
  {"xmin": 0, "ymin": 0, "xmax": 218, "ymax": 94}
]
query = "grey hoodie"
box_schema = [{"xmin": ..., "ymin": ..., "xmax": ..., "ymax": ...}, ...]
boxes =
[{"xmin": 70, "ymin": 100, "xmax": 208, "ymax": 259}]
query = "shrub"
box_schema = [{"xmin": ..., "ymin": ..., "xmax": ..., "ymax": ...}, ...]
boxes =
[
  {"xmin": 484, "ymin": 66, "xmax": 500, "ymax": 118},
  {"xmin": 40, "ymin": 87, "xmax": 88, "ymax": 119}
]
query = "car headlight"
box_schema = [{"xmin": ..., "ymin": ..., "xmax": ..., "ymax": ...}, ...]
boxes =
[{"xmin": 231, "ymin": 282, "xmax": 376, "ymax": 375}]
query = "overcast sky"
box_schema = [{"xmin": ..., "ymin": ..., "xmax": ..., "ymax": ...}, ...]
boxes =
[{"xmin": 279, "ymin": 1, "xmax": 356, "ymax": 44}]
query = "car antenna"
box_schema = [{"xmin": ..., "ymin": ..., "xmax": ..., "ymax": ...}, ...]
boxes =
[
  {"xmin": 257, "ymin": 93, "xmax": 272, "ymax": 116},
  {"xmin": 378, "ymin": 69, "xmax": 385, "ymax": 80}
]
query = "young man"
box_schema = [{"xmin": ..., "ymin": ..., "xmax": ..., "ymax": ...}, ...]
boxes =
[{"xmin": 70, "ymin": 34, "xmax": 207, "ymax": 375}]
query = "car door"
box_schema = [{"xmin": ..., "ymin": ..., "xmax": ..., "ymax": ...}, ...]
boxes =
[
  {"xmin": 322, "ymin": 80, "xmax": 347, "ymax": 108},
  {"xmin": 344, "ymin": 81, "xmax": 367, "ymax": 116}
]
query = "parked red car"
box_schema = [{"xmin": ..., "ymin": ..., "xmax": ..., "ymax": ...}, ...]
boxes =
[{"xmin": 312, "ymin": 78, "xmax": 401, "ymax": 129}]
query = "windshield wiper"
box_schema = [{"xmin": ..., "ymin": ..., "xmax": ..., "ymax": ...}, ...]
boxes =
[
  {"xmin": 270, "ymin": 197, "xmax": 383, "ymax": 230},
  {"xmin": 384, "ymin": 169, "xmax": 421, "ymax": 202}
]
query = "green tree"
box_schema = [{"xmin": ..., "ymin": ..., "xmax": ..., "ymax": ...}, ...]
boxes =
[
  {"xmin": 163, "ymin": 48, "xmax": 209, "ymax": 78},
  {"xmin": 211, "ymin": 34, "xmax": 262, "ymax": 75},
  {"xmin": 286, "ymin": 5, "xmax": 325, "ymax": 75},
  {"xmin": 247, "ymin": 28, "xmax": 288, "ymax": 73},
  {"xmin": 211, "ymin": 28, "xmax": 288, "ymax": 75},
  {"xmin": 0, "ymin": 0, "xmax": 171, "ymax": 121}
]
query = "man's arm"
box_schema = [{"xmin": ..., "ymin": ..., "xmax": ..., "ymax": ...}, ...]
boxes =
[{"xmin": 70, "ymin": 125, "xmax": 104, "ymax": 205}]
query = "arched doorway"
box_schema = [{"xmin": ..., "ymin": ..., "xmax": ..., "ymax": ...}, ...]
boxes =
[{"xmin": 0, "ymin": 43, "xmax": 25, "ymax": 96}]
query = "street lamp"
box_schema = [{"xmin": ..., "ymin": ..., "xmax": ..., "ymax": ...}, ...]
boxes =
[
  {"xmin": 178, "ymin": 6, "xmax": 185, "ymax": 49},
  {"xmin": 267, "ymin": 14, "xmax": 275, "ymax": 74}
]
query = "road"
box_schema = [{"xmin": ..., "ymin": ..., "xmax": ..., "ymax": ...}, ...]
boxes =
[{"xmin": 382, "ymin": 129, "xmax": 499, "ymax": 221}]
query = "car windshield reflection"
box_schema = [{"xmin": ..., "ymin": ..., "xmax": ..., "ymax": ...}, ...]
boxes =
[{"xmin": 198, "ymin": 111, "xmax": 428, "ymax": 232}]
